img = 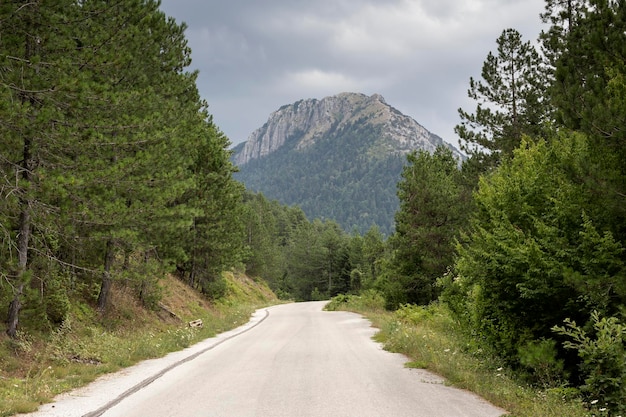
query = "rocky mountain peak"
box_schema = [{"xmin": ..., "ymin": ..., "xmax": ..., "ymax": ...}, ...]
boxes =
[{"xmin": 232, "ymin": 92, "xmax": 462, "ymax": 167}]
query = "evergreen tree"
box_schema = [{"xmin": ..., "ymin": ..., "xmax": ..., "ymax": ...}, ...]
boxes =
[
  {"xmin": 0, "ymin": 0, "xmax": 244, "ymax": 333},
  {"xmin": 361, "ymin": 226, "xmax": 386, "ymax": 289},
  {"xmin": 345, "ymin": 225, "xmax": 387, "ymax": 293},
  {"xmin": 59, "ymin": 0, "xmax": 204, "ymax": 311},
  {"xmin": 544, "ymin": 0, "xmax": 626, "ymax": 243},
  {"xmin": 184, "ymin": 124, "xmax": 246, "ymax": 297},
  {"xmin": 540, "ymin": 0, "xmax": 588, "ymax": 66},
  {"xmin": 320, "ymin": 221, "xmax": 352, "ymax": 296},
  {"xmin": 455, "ymin": 28, "xmax": 550, "ymax": 171},
  {"xmin": 285, "ymin": 220, "xmax": 327, "ymax": 301},
  {"xmin": 241, "ymin": 193, "xmax": 295, "ymax": 293},
  {"xmin": 0, "ymin": 1, "xmax": 88, "ymax": 336},
  {"xmin": 380, "ymin": 147, "xmax": 466, "ymax": 309}
]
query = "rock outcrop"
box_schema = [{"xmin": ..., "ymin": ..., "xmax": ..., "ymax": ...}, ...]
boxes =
[{"xmin": 232, "ymin": 92, "xmax": 462, "ymax": 166}]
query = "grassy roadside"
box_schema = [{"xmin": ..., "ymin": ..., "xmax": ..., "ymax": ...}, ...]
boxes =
[
  {"xmin": 0, "ymin": 272, "xmax": 278, "ymax": 417},
  {"xmin": 325, "ymin": 291, "xmax": 589, "ymax": 417}
]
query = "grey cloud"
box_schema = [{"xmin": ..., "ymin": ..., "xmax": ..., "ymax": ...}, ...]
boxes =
[{"xmin": 160, "ymin": 0, "xmax": 547, "ymax": 146}]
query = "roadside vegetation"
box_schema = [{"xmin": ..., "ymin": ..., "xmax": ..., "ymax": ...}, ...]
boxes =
[
  {"xmin": 324, "ymin": 2, "xmax": 625, "ymax": 415},
  {"xmin": 326, "ymin": 292, "xmax": 588, "ymax": 417},
  {"xmin": 2, "ymin": 2, "xmax": 625, "ymax": 417},
  {"xmin": 0, "ymin": 272, "xmax": 276, "ymax": 416}
]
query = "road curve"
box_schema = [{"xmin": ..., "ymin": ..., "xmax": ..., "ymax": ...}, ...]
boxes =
[{"xmin": 29, "ymin": 301, "xmax": 506, "ymax": 417}]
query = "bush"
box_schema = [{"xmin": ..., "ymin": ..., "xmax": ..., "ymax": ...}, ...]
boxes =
[
  {"xmin": 324, "ymin": 290, "xmax": 385, "ymax": 312},
  {"xmin": 324, "ymin": 294, "xmax": 350, "ymax": 311},
  {"xmin": 553, "ymin": 311, "xmax": 626, "ymax": 415},
  {"xmin": 376, "ymin": 276, "xmax": 408, "ymax": 310},
  {"xmin": 202, "ymin": 276, "xmax": 228, "ymax": 300},
  {"xmin": 517, "ymin": 338, "xmax": 566, "ymax": 388},
  {"xmin": 310, "ymin": 287, "xmax": 325, "ymax": 301},
  {"xmin": 350, "ymin": 269, "xmax": 362, "ymax": 292},
  {"xmin": 394, "ymin": 303, "xmax": 436, "ymax": 325},
  {"xmin": 44, "ymin": 275, "xmax": 71, "ymax": 325}
]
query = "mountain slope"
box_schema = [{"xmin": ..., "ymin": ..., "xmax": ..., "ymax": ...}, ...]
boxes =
[{"xmin": 232, "ymin": 92, "xmax": 463, "ymax": 235}]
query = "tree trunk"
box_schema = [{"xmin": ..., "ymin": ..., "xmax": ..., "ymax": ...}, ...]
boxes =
[
  {"xmin": 138, "ymin": 250, "xmax": 150, "ymax": 306},
  {"xmin": 188, "ymin": 248, "xmax": 197, "ymax": 288},
  {"xmin": 6, "ymin": 206, "xmax": 31, "ymax": 337},
  {"xmin": 6, "ymin": 136, "xmax": 33, "ymax": 337},
  {"xmin": 6, "ymin": 2, "xmax": 39, "ymax": 338},
  {"xmin": 189, "ymin": 219, "xmax": 197, "ymax": 288},
  {"xmin": 97, "ymin": 239, "xmax": 115, "ymax": 312},
  {"xmin": 6, "ymin": 283, "xmax": 24, "ymax": 338}
]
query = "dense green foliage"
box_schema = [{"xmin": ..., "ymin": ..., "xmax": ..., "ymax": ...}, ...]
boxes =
[
  {"xmin": 240, "ymin": 192, "xmax": 382, "ymax": 301},
  {"xmin": 0, "ymin": 1, "xmax": 244, "ymax": 336},
  {"xmin": 448, "ymin": 134, "xmax": 625, "ymax": 367},
  {"xmin": 441, "ymin": 1, "xmax": 626, "ymax": 413},
  {"xmin": 234, "ymin": 119, "xmax": 407, "ymax": 236},
  {"xmin": 378, "ymin": 147, "xmax": 469, "ymax": 309}
]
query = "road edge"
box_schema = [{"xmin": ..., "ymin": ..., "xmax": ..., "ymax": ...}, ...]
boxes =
[{"xmin": 82, "ymin": 308, "xmax": 270, "ymax": 417}]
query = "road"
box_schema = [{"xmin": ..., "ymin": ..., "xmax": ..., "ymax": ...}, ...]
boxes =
[{"xmin": 29, "ymin": 301, "xmax": 505, "ymax": 417}]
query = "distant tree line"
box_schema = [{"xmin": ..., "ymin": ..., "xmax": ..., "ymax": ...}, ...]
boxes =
[{"xmin": 241, "ymin": 192, "xmax": 384, "ymax": 301}]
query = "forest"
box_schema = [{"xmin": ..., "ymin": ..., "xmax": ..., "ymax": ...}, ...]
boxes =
[
  {"xmin": 1, "ymin": 0, "xmax": 625, "ymax": 415},
  {"xmin": 235, "ymin": 118, "xmax": 407, "ymax": 236},
  {"xmin": 0, "ymin": 0, "xmax": 380, "ymax": 347},
  {"xmin": 388, "ymin": 1, "xmax": 626, "ymax": 413}
]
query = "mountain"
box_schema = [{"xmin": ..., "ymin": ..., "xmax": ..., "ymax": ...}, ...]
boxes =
[{"xmin": 232, "ymin": 92, "xmax": 463, "ymax": 235}]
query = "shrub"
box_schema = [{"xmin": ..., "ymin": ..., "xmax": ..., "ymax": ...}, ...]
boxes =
[
  {"xmin": 553, "ymin": 311, "xmax": 626, "ymax": 415},
  {"xmin": 394, "ymin": 303, "xmax": 436, "ymax": 325},
  {"xmin": 517, "ymin": 338, "xmax": 566, "ymax": 388},
  {"xmin": 324, "ymin": 294, "xmax": 350, "ymax": 311},
  {"xmin": 44, "ymin": 276, "xmax": 71, "ymax": 325},
  {"xmin": 202, "ymin": 276, "xmax": 228, "ymax": 300}
]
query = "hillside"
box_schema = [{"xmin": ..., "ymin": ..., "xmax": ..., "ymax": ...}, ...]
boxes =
[
  {"xmin": 232, "ymin": 92, "xmax": 463, "ymax": 235},
  {"xmin": 0, "ymin": 272, "xmax": 277, "ymax": 416}
]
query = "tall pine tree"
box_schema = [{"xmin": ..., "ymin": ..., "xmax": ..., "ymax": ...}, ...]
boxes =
[
  {"xmin": 455, "ymin": 28, "xmax": 550, "ymax": 171},
  {"xmin": 380, "ymin": 147, "xmax": 467, "ymax": 309}
]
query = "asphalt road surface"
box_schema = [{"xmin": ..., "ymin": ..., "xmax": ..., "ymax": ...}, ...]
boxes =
[{"xmin": 29, "ymin": 301, "xmax": 505, "ymax": 417}]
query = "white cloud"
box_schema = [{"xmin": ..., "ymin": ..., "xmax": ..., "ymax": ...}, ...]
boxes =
[
  {"xmin": 288, "ymin": 69, "xmax": 354, "ymax": 89},
  {"xmin": 265, "ymin": 67, "xmax": 396, "ymax": 102}
]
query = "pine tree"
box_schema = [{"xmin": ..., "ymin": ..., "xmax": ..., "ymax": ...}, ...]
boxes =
[
  {"xmin": 285, "ymin": 220, "xmax": 327, "ymax": 301},
  {"xmin": 241, "ymin": 193, "xmax": 284, "ymax": 286},
  {"xmin": 455, "ymin": 28, "xmax": 550, "ymax": 171},
  {"xmin": 0, "ymin": 1, "xmax": 89, "ymax": 336},
  {"xmin": 0, "ymin": 0, "xmax": 245, "ymax": 331},
  {"xmin": 183, "ymin": 123, "xmax": 246, "ymax": 296},
  {"xmin": 548, "ymin": 0, "xmax": 626, "ymax": 142},
  {"xmin": 540, "ymin": 0, "xmax": 588, "ymax": 66},
  {"xmin": 362, "ymin": 226, "xmax": 385, "ymax": 288},
  {"xmin": 380, "ymin": 147, "xmax": 466, "ymax": 309},
  {"xmin": 57, "ymin": 0, "xmax": 203, "ymax": 311},
  {"xmin": 544, "ymin": 0, "xmax": 626, "ymax": 243}
]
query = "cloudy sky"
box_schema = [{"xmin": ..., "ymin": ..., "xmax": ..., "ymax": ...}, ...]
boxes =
[{"xmin": 158, "ymin": 0, "xmax": 548, "ymax": 149}]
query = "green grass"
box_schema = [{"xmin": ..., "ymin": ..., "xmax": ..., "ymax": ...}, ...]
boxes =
[
  {"xmin": 325, "ymin": 291, "xmax": 589, "ymax": 417},
  {"xmin": 0, "ymin": 272, "xmax": 277, "ymax": 417}
]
